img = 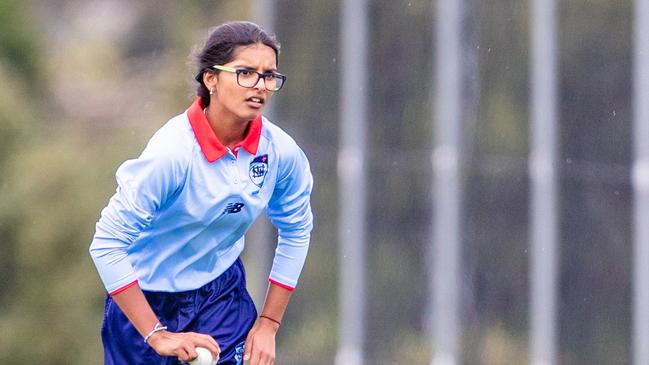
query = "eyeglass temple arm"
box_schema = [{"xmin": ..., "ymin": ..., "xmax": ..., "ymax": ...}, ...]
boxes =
[{"xmin": 211, "ymin": 65, "xmax": 237, "ymax": 72}]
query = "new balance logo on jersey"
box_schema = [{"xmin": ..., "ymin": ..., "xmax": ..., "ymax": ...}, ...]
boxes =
[{"xmin": 223, "ymin": 202, "xmax": 245, "ymax": 214}]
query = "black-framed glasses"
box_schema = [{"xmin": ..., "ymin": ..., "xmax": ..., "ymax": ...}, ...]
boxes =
[{"xmin": 211, "ymin": 65, "xmax": 286, "ymax": 91}]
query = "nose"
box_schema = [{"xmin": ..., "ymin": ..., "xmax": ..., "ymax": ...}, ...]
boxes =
[{"xmin": 252, "ymin": 77, "xmax": 265, "ymax": 90}]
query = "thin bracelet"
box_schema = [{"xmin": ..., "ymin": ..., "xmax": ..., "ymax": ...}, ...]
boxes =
[
  {"xmin": 259, "ymin": 315, "xmax": 281, "ymax": 326},
  {"xmin": 143, "ymin": 322, "xmax": 167, "ymax": 343}
]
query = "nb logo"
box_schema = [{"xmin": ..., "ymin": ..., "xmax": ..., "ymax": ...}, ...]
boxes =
[{"xmin": 223, "ymin": 202, "xmax": 245, "ymax": 214}]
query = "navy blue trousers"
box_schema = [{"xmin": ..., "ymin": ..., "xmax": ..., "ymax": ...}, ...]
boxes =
[{"xmin": 101, "ymin": 258, "xmax": 257, "ymax": 365}]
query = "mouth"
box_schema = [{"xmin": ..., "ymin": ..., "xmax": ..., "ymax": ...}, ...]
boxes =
[{"xmin": 246, "ymin": 96, "xmax": 265, "ymax": 108}]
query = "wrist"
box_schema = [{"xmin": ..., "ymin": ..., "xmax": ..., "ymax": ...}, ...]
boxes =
[
  {"xmin": 146, "ymin": 330, "xmax": 168, "ymax": 348},
  {"xmin": 143, "ymin": 322, "xmax": 167, "ymax": 344},
  {"xmin": 259, "ymin": 315, "xmax": 281, "ymax": 331}
]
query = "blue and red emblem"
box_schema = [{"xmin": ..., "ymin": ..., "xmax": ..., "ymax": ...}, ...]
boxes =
[{"xmin": 249, "ymin": 154, "xmax": 269, "ymax": 187}]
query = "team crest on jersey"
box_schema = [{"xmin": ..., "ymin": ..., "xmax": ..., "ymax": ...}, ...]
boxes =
[{"xmin": 249, "ymin": 154, "xmax": 269, "ymax": 187}]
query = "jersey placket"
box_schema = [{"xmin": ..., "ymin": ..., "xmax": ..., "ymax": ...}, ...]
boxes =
[{"xmin": 227, "ymin": 152, "xmax": 241, "ymax": 190}]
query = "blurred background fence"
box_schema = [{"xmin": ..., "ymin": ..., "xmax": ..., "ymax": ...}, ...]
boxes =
[{"xmin": 0, "ymin": 0, "xmax": 643, "ymax": 364}]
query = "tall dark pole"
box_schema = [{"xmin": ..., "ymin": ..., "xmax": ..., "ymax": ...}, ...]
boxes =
[
  {"xmin": 633, "ymin": 0, "xmax": 649, "ymax": 364},
  {"xmin": 431, "ymin": 0, "xmax": 463, "ymax": 363},
  {"xmin": 337, "ymin": 0, "xmax": 368, "ymax": 364},
  {"xmin": 529, "ymin": 0, "xmax": 559, "ymax": 364},
  {"xmin": 246, "ymin": 0, "xmax": 277, "ymax": 306}
]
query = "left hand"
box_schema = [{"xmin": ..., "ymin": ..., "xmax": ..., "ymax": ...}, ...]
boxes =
[{"xmin": 243, "ymin": 317, "xmax": 280, "ymax": 365}]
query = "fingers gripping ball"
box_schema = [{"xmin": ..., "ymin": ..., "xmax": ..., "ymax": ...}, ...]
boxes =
[{"xmin": 189, "ymin": 347, "xmax": 217, "ymax": 365}]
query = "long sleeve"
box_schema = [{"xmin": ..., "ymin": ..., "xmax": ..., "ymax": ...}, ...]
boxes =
[
  {"xmin": 89, "ymin": 134, "xmax": 187, "ymax": 294},
  {"xmin": 266, "ymin": 142, "xmax": 314, "ymax": 290}
]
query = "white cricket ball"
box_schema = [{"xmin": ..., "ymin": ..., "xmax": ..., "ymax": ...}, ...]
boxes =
[{"xmin": 189, "ymin": 346, "xmax": 217, "ymax": 365}]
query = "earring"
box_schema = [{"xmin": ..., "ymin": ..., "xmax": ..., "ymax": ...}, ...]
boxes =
[{"xmin": 209, "ymin": 88, "xmax": 214, "ymax": 95}]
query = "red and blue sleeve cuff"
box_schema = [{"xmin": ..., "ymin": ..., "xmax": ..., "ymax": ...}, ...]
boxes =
[
  {"xmin": 269, "ymin": 278, "xmax": 295, "ymax": 291},
  {"xmin": 108, "ymin": 280, "xmax": 139, "ymax": 296}
]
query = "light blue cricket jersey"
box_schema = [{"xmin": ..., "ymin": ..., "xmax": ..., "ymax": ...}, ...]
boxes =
[{"xmin": 89, "ymin": 98, "xmax": 314, "ymax": 294}]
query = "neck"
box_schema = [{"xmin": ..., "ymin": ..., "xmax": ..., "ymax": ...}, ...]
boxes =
[{"xmin": 204, "ymin": 106, "xmax": 249, "ymax": 149}]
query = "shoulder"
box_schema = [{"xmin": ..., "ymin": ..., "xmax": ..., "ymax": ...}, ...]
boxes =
[
  {"xmin": 141, "ymin": 111, "xmax": 195, "ymax": 164},
  {"xmin": 117, "ymin": 111, "xmax": 194, "ymax": 181},
  {"xmin": 261, "ymin": 117, "xmax": 307, "ymax": 158},
  {"xmin": 261, "ymin": 117, "xmax": 312, "ymax": 182}
]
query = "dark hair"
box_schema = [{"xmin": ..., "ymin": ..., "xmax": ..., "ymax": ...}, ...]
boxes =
[{"xmin": 193, "ymin": 21, "xmax": 280, "ymax": 106}]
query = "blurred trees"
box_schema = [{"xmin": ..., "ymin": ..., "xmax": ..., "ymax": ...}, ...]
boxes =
[
  {"xmin": 0, "ymin": 1, "xmax": 253, "ymax": 364},
  {"xmin": 0, "ymin": 0, "xmax": 39, "ymax": 308},
  {"xmin": 0, "ymin": 0, "xmax": 638, "ymax": 364}
]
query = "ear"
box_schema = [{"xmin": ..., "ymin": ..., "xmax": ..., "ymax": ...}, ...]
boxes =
[{"xmin": 202, "ymin": 71, "xmax": 218, "ymax": 92}]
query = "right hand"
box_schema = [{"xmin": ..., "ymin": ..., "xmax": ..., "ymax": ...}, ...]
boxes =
[{"xmin": 147, "ymin": 330, "xmax": 220, "ymax": 363}]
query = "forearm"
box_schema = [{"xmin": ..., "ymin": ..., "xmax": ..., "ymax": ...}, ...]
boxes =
[
  {"xmin": 259, "ymin": 282, "xmax": 293, "ymax": 328},
  {"xmin": 110, "ymin": 283, "xmax": 160, "ymax": 338},
  {"xmin": 243, "ymin": 282, "xmax": 292, "ymax": 363},
  {"xmin": 110, "ymin": 283, "xmax": 221, "ymax": 361}
]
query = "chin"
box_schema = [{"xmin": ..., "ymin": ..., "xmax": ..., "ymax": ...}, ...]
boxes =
[{"xmin": 240, "ymin": 111, "xmax": 262, "ymax": 121}]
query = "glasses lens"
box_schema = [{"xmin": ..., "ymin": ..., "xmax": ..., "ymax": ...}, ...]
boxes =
[
  {"xmin": 236, "ymin": 70, "xmax": 284, "ymax": 91},
  {"xmin": 273, "ymin": 75, "xmax": 285, "ymax": 91},
  {"xmin": 263, "ymin": 74, "xmax": 280, "ymax": 91},
  {"xmin": 237, "ymin": 70, "xmax": 259, "ymax": 88}
]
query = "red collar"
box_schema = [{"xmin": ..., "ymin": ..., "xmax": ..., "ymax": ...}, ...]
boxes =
[{"xmin": 187, "ymin": 97, "xmax": 262, "ymax": 162}]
